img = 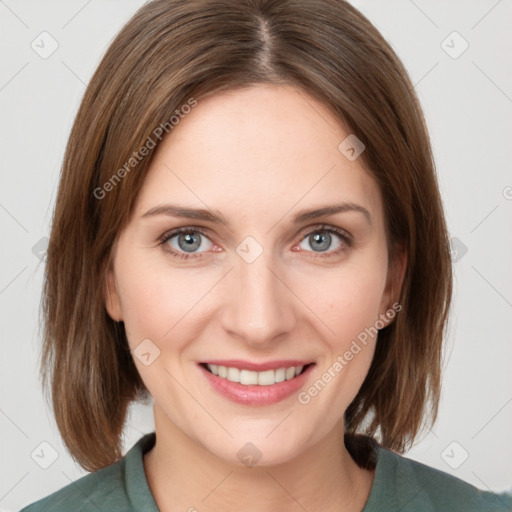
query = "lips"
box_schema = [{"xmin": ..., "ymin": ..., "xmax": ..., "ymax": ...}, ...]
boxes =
[
  {"xmin": 200, "ymin": 359, "xmax": 314, "ymax": 372},
  {"xmin": 198, "ymin": 360, "xmax": 316, "ymax": 406}
]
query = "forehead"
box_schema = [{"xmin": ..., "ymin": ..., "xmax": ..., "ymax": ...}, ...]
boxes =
[{"xmin": 133, "ymin": 85, "xmax": 384, "ymax": 229}]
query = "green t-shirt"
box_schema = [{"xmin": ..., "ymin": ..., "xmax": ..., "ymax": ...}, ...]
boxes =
[{"xmin": 19, "ymin": 432, "xmax": 512, "ymax": 511}]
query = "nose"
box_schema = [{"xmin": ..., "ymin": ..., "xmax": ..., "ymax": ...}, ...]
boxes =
[{"xmin": 219, "ymin": 249, "xmax": 296, "ymax": 348}]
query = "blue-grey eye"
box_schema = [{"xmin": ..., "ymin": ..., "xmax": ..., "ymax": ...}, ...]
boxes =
[
  {"xmin": 168, "ymin": 231, "xmax": 213, "ymax": 253},
  {"xmin": 299, "ymin": 230, "xmax": 343, "ymax": 253}
]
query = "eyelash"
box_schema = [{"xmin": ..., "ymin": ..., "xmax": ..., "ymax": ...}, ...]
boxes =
[{"xmin": 157, "ymin": 224, "xmax": 352, "ymax": 261}]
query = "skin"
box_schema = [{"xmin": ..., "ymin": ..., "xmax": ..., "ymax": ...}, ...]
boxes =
[{"xmin": 105, "ymin": 84, "xmax": 406, "ymax": 512}]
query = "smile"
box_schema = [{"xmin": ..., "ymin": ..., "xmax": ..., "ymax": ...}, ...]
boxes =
[
  {"xmin": 203, "ymin": 363, "xmax": 309, "ymax": 386},
  {"xmin": 198, "ymin": 361, "xmax": 315, "ymax": 406}
]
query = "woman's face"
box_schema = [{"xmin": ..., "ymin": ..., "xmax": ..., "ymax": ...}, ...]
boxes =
[{"xmin": 105, "ymin": 84, "xmax": 402, "ymax": 466}]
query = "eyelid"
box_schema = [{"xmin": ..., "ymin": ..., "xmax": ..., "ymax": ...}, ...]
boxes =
[
  {"xmin": 157, "ymin": 225, "xmax": 216, "ymax": 250},
  {"xmin": 292, "ymin": 223, "xmax": 353, "ymax": 258},
  {"xmin": 296, "ymin": 223, "xmax": 352, "ymax": 243},
  {"xmin": 157, "ymin": 223, "xmax": 352, "ymax": 259}
]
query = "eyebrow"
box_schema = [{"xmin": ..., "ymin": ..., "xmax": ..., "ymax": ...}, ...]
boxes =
[{"xmin": 141, "ymin": 202, "xmax": 371, "ymax": 226}]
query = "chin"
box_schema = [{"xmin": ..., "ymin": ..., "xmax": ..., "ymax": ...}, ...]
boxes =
[{"xmin": 197, "ymin": 424, "xmax": 315, "ymax": 469}]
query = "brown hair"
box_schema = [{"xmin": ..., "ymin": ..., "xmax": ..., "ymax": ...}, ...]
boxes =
[{"xmin": 41, "ymin": 0, "xmax": 452, "ymax": 471}]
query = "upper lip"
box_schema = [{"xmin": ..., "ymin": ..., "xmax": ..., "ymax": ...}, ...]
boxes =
[{"xmin": 200, "ymin": 360, "xmax": 314, "ymax": 372}]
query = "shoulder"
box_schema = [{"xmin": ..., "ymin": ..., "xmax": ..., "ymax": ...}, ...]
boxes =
[
  {"xmin": 373, "ymin": 446, "xmax": 512, "ymax": 512},
  {"xmin": 19, "ymin": 433, "xmax": 157, "ymax": 512},
  {"xmin": 19, "ymin": 463, "xmax": 127, "ymax": 512}
]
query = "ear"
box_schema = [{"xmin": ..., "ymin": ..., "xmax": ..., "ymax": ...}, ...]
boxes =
[
  {"xmin": 379, "ymin": 243, "xmax": 407, "ymax": 326},
  {"xmin": 104, "ymin": 262, "xmax": 123, "ymax": 322}
]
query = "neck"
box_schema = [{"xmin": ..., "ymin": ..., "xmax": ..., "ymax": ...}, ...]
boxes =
[{"xmin": 144, "ymin": 404, "xmax": 374, "ymax": 512}]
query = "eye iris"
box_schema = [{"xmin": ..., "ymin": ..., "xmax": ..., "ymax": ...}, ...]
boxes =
[
  {"xmin": 171, "ymin": 229, "xmax": 338, "ymax": 255},
  {"xmin": 310, "ymin": 231, "xmax": 331, "ymax": 252},
  {"xmin": 178, "ymin": 232, "xmax": 202, "ymax": 252}
]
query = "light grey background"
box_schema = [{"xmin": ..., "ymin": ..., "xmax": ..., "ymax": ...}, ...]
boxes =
[{"xmin": 1, "ymin": 1, "xmax": 511, "ymax": 510}]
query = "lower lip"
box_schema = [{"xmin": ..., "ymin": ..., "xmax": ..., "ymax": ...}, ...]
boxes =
[{"xmin": 198, "ymin": 363, "xmax": 315, "ymax": 406}]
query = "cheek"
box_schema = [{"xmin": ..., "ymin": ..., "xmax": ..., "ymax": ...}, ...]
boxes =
[
  {"xmin": 116, "ymin": 227, "xmax": 389, "ymax": 348},
  {"xmin": 293, "ymin": 258, "xmax": 387, "ymax": 404},
  {"xmin": 336, "ymin": 276, "xmax": 384, "ymax": 338},
  {"xmin": 114, "ymin": 256, "xmax": 205, "ymax": 398},
  {"xmin": 297, "ymin": 258, "xmax": 388, "ymax": 343},
  {"xmin": 114, "ymin": 254, "xmax": 188, "ymax": 345},
  {"xmin": 116, "ymin": 254, "xmax": 224, "ymax": 364}
]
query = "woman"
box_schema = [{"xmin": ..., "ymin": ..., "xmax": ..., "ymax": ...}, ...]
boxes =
[{"xmin": 21, "ymin": 0, "xmax": 511, "ymax": 510}]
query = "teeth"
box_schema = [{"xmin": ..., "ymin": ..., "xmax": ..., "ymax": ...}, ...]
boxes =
[
  {"xmin": 274, "ymin": 368, "xmax": 286, "ymax": 383},
  {"xmin": 257, "ymin": 369, "xmax": 275, "ymax": 386},
  {"xmin": 206, "ymin": 364, "xmax": 305, "ymax": 386},
  {"xmin": 241, "ymin": 369, "xmax": 258, "ymax": 385},
  {"xmin": 227, "ymin": 367, "xmax": 240, "ymax": 382}
]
